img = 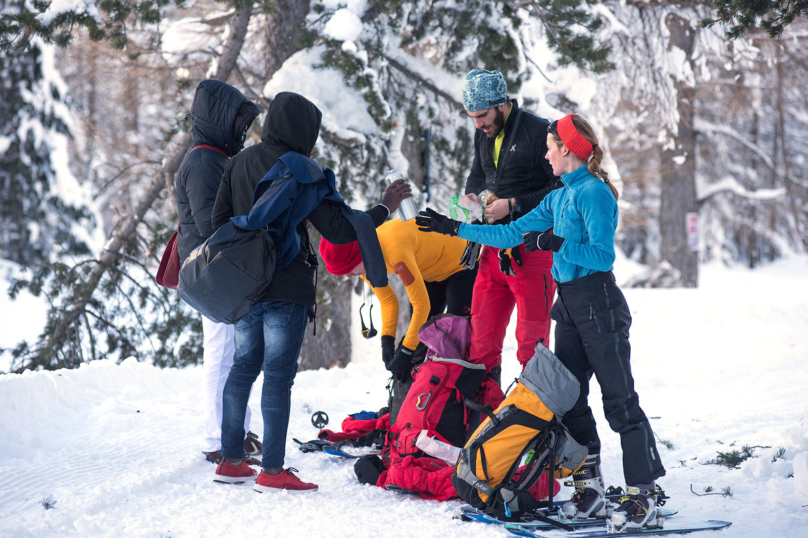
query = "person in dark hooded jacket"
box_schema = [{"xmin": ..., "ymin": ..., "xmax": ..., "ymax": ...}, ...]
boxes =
[
  {"xmin": 174, "ymin": 80, "xmax": 262, "ymax": 465},
  {"xmin": 211, "ymin": 92, "xmax": 411, "ymax": 493}
]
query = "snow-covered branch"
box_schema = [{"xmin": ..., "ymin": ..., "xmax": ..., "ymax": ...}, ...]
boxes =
[
  {"xmin": 694, "ymin": 116, "xmax": 775, "ymax": 170},
  {"xmin": 698, "ymin": 175, "xmax": 786, "ymax": 203}
]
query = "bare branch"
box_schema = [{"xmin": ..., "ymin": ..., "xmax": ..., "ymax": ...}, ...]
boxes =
[{"xmin": 382, "ymin": 55, "xmax": 464, "ymax": 112}]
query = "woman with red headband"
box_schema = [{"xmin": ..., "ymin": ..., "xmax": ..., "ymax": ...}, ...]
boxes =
[{"xmin": 416, "ymin": 114, "xmax": 665, "ymax": 530}]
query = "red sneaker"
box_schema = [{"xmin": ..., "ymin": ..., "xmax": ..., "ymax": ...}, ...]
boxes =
[
  {"xmin": 253, "ymin": 467, "xmax": 318, "ymax": 493},
  {"xmin": 213, "ymin": 459, "xmax": 258, "ymax": 484}
]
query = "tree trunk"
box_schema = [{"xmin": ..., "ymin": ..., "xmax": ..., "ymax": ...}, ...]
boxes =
[
  {"xmin": 659, "ymin": 13, "xmax": 698, "ymax": 287},
  {"xmin": 297, "ymin": 235, "xmax": 354, "ymax": 370},
  {"xmin": 264, "ymin": 0, "xmax": 311, "ymax": 78},
  {"xmin": 124, "ymin": 60, "xmax": 139, "ymax": 135},
  {"xmin": 260, "ymin": 0, "xmax": 351, "ymax": 371},
  {"xmin": 774, "ymin": 46, "xmax": 805, "ymax": 250}
]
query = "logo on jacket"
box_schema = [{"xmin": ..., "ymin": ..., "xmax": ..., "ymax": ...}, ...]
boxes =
[{"xmin": 510, "ymin": 144, "xmax": 517, "ymax": 152}]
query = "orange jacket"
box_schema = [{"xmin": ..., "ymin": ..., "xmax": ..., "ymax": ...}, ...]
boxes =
[{"xmin": 362, "ymin": 218, "xmax": 467, "ymax": 350}]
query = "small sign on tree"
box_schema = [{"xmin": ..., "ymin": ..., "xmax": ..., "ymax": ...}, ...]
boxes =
[{"xmin": 687, "ymin": 213, "xmax": 699, "ymax": 252}]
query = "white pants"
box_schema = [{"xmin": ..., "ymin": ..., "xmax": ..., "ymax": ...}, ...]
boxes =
[{"xmin": 201, "ymin": 316, "xmax": 251, "ymax": 452}]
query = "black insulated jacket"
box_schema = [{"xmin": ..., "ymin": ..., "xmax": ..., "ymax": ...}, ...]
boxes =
[
  {"xmin": 465, "ymin": 100, "xmax": 561, "ymax": 223},
  {"xmin": 175, "ymin": 80, "xmax": 260, "ymax": 263}
]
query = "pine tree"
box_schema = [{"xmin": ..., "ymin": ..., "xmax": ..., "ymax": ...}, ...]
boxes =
[
  {"xmin": 3, "ymin": 5, "xmax": 257, "ymax": 372},
  {"xmin": 0, "ymin": 18, "xmax": 92, "ymax": 267},
  {"xmin": 702, "ymin": 0, "xmax": 808, "ymax": 39}
]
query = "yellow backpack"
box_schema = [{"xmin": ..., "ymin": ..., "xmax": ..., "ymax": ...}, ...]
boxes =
[{"xmin": 452, "ymin": 342, "xmax": 588, "ymax": 520}]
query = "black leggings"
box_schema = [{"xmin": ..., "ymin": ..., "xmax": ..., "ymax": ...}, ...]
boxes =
[
  {"xmin": 422, "ymin": 266, "xmax": 477, "ymax": 319},
  {"xmin": 551, "ymin": 271, "xmax": 665, "ymax": 486}
]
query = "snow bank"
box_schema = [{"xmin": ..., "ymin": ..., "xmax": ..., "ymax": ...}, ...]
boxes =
[
  {"xmin": 2, "ymin": 257, "xmax": 808, "ymax": 537},
  {"xmin": 0, "ymin": 260, "xmax": 49, "ymax": 373}
]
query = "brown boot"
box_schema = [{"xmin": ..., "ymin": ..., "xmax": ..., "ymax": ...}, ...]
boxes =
[
  {"xmin": 244, "ymin": 431, "xmax": 262, "ymax": 456},
  {"xmin": 203, "ymin": 450, "xmax": 223, "ymax": 464}
]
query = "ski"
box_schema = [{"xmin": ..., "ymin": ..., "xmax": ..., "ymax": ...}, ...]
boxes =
[
  {"xmin": 294, "ymin": 437, "xmax": 379, "ymax": 459},
  {"xmin": 385, "ymin": 484, "xmax": 420, "ymax": 496},
  {"xmin": 457, "ymin": 505, "xmax": 677, "ymax": 529},
  {"xmin": 323, "ymin": 446, "xmax": 361, "ymax": 458},
  {"xmin": 504, "ymin": 520, "xmax": 731, "ymax": 538}
]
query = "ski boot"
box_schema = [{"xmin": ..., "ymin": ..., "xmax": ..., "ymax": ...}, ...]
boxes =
[
  {"xmin": 560, "ymin": 454, "xmax": 608, "ymax": 520},
  {"xmin": 608, "ymin": 484, "xmax": 660, "ymax": 531}
]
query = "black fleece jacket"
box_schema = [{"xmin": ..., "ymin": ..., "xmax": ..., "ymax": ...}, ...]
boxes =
[
  {"xmin": 465, "ymin": 100, "xmax": 561, "ymax": 223},
  {"xmin": 175, "ymin": 80, "xmax": 260, "ymax": 263},
  {"xmin": 212, "ymin": 92, "xmax": 387, "ymax": 313}
]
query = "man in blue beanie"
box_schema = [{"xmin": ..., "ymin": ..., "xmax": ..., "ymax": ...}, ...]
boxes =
[{"xmin": 457, "ymin": 69, "xmax": 561, "ymax": 382}]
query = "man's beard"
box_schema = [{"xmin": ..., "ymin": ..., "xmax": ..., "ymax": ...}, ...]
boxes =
[{"xmin": 486, "ymin": 108, "xmax": 506, "ymax": 138}]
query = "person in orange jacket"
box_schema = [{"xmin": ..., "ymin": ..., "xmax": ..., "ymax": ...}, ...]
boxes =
[{"xmin": 319, "ymin": 218, "xmax": 477, "ymax": 406}]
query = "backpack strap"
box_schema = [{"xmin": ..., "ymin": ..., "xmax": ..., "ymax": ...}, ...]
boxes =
[
  {"xmin": 463, "ymin": 398, "xmax": 497, "ymax": 425},
  {"xmin": 190, "ymin": 144, "xmax": 230, "ymax": 158}
]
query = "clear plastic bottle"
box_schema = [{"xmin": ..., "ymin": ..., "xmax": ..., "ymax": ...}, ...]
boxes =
[
  {"xmin": 415, "ymin": 430, "xmax": 461, "ymax": 464},
  {"xmin": 385, "ymin": 170, "xmax": 418, "ymax": 222}
]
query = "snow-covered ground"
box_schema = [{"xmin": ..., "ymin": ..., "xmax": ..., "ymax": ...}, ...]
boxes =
[{"xmin": 1, "ymin": 257, "xmax": 807, "ymax": 537}]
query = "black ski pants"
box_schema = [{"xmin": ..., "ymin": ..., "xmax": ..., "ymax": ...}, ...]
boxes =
[{"xmin": 551, "ymin": 271, "xmax": 665, "ymax": 486}]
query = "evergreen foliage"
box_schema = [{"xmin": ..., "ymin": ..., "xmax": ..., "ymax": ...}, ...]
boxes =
[
  {"xmin": 311, "ymin": 0, "xmax": 614, "ymax": 205},
  {"xmin": 702, "ymin": 0, "xmax": 808, "ymax": 39},
  {"xmin": 0, "ymin": 29, "xmax": 92, "ymax": 266},
  {"xmin": 2, "ymin": 5, "xmax": 258, "ymax": 372},
  {"xmin": 1, "ymin": 30, "xmax": 198, "ymax": 372},
  {"xmin": 7, "ymin": 212, "xmax": 203, "ymax": 371},
  {"xmin": 0, "ymin": 0, "xmax": 263, "ymax": 49}
]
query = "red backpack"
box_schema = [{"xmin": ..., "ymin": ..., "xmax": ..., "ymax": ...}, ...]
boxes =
[{"xmin": 386, "ymin": 314, "xmax": 497, "ymax": 461}]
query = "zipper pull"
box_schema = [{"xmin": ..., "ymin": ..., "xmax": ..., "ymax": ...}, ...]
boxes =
[{"xmin": 589, "ymin": 303, "xmax": 594, "ymax": 320}]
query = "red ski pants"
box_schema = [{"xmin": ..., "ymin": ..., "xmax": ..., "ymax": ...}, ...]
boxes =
[{"xmin": 469, "ymin": 245, "xmax": 555, "ymax": 370}]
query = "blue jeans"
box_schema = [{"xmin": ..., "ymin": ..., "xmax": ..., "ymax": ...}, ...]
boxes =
[{"xmin": 221, "ymin": 301, "xmax": 308, "ymax": 468}]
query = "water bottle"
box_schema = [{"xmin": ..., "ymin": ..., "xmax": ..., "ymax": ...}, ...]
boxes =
[
  {"xmin": 385, "ymin": 169, "xmax": 418, "ymax": 222},
  {"xmin": 414, "ymin": 430, "xmax": 461, "ymax": 464}
]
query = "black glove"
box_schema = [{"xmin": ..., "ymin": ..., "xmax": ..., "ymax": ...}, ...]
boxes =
[
  {"xmin": 416, "ymin": 208, "xmax": 461, "ymax": 236},
  {"xmin": 523, "ymin": 231, "xmax": 565, "ymax": 253},
  {"xmin": 381, "ymin": 335, "xmax": 395, "ymax": 368},
  {"xmin": 498, "ymin": 248, "xmax": 515, "ymax": 276},
  {"xmin": 387, "ymin": 345, "xmax": 415, "ymax": 382},
  {"xmin": 460, "ymin": 241, "xmax": 482, "ymax": 271}
]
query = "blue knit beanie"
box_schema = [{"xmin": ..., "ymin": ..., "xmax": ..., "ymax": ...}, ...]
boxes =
[{"xmin": 463, "ymin": 69, "xmax": 508, "ymax": 112}]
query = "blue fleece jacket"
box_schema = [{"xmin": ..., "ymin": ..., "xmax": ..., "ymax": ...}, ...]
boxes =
[{"xmin": 458, "ymin": 165, "xmax": 617, "ymax": 283}]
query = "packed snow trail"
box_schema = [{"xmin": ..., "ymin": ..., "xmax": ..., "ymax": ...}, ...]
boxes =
[{"xmin": 1, "ymin": 258, "xmax": 808, "ymax": 537}]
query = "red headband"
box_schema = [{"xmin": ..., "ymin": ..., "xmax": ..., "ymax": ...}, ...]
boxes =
[{"xmin": 557, "ymin": 114, "xmax": 595, "ymax": 161}]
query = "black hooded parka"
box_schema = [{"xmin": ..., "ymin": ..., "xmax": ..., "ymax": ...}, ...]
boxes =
[
  {"xmin": 175, "ymin": 80, "xmax": 260, "ymax": 263},
  {"xmin": 212, "ymin": 92, "xmax": 387, "ymax": 314}
]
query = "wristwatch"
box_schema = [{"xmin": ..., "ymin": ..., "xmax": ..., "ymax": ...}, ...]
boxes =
[{"xmin": 509, "ymin": 198, "xmax": 521, "ymax": 221}]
